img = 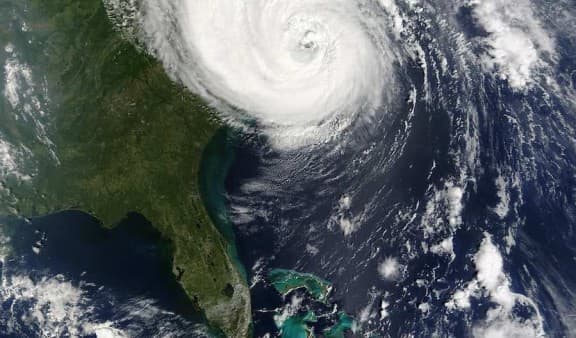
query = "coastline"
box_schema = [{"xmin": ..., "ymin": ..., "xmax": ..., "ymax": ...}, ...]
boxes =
[
  {"xmin": 0, "ymin": 0, "xmax": 252, "ymax": 336},
  {"xmin": 199, "ymin": 128, "xmax": 248, "ymax": 282}
]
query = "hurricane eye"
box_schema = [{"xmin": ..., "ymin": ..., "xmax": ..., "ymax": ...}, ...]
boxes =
[
  {"xmin": 301, "ymin": 41, "xmax": 315, "ymax": 49},
  {"xmin": 137, "ymin": 0, "xmax": 389, "ymax": 138},
  {"xmin": 300, "ymin": 31, "xmax": 317, "ymax": 50},
  {"xmin": 288, "ymin": 28, "xmax": 322, "ymax": 63}
]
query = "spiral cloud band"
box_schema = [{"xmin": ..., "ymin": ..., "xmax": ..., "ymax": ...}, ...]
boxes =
[{"xmin": 131, "ymin": 0, "xmax": 391, "ymax": 138}]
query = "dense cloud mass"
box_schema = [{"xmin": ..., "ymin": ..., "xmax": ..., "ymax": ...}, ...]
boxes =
[{"xmin": 112, "ymin": 0, "xmax": 399, "ymax": 146}]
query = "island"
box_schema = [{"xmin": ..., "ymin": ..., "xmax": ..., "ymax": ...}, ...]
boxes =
[
  {"xmin": 268, "ymin": 269, "xmax": 357, "ymax": 337},
  {"xmin": 0, "ymin": 0, "xmax": 250, "ymax": 336},
  {"xmin": 269, "ymin": 268, "xmax": 333, "ymax": 304}
]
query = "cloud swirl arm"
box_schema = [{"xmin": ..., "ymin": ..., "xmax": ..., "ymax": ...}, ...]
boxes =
[{"xmin": 132, "ymin": 0, "xmax": 392, "ymax": 144}]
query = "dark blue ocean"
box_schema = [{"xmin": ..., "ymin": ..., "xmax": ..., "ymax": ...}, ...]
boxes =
[
  {"xmin": 0, "ymin": 212, "xmax": 213, "ymax": 337},
  {"xmin": 222, "ymin": 2, "xmax": 576, "ymax": 336},
  {"xmin": 2, "ymin": 0, "xmax": 576, "ymax": 337}
]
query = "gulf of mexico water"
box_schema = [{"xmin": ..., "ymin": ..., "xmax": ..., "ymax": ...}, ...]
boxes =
[{"xmin": 0, "ymin": 212, "xmax": 216, "ymax": 337}]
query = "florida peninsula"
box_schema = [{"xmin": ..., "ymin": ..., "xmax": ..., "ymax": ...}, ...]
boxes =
[{"xmin": 0, "ymin": 0, "xmax": 250, "ymax": 336}]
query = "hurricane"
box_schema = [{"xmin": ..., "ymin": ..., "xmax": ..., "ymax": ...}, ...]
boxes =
[
  {"xmin": 107, "ymin": 0, "xmax": 401, "ymax": 145},
  {"xmin": 106, "ymin": 0, "xmax": 576, "ymax": 336}
]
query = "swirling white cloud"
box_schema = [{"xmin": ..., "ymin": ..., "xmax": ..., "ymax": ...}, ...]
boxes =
[{"xmin": 126, "ymin": 0, "xmax": 394, "ymax": 144}]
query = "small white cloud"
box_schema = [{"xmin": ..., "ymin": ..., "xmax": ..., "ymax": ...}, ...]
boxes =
[
  {"xmin": 446, "ymin": 286, "xmax": 477, "ymax": 310},
  {"xmin": 418, "ymin": 302, "xmax": 430, "ymax": 314},
  {"xmin": 493, "ymin": 176, "xmax": 510, "ymax": 219},
  {"xmin": 331, "ymin": 194, "xmax": 362, "ymax": 236},
  {"xmin": 4, "ymin": 43, "xmax": 15, "ymax": 53},
  {"xmin": 338, "ymin": 217, "xmax": 356, "ymax": 236},
  {"xmin": 305, "ymin": 244, "xmax": 319, "ymax": 256},
  {"xmin": 339, "ymin": 195, "xmax": 351, "ymax": 210},
  {"xmin": 380, "ymin": 299, "xmax": 390, "ymax": 320},
  {"xmin": 474, "ymin": 235, "xmax": 505, "ymax": 293},
  {"xmin": 378, "ymin": 257, "xmax": 402, "ymax": 281},
  {"xmin": 446, "ymin": 184, "xmax": 464, "ymax": 227},
  {"xmin": 430, "ymin": 236, "xmax": 455, "ymax": 259}
]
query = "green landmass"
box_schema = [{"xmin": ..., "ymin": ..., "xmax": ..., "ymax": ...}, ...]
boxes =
[
  {"xmin": 0, "ymin": 0, "xmax": 250, "ymax": 336},
  {"xmin": 268, "ymin": 269, "xmax": 332, "ymax": 304}
]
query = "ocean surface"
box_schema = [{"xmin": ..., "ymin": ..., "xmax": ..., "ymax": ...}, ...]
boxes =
[
  {"xmin": 0, "ymin": 211, "xmax": 215, "ymax": 337},
  {"xmin": 3, "ymin": 0, "xmax": 576, "ymax": 337}
]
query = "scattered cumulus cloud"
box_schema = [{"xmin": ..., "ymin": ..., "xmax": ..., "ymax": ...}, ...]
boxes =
[
  {"xmin": 378, "ymin": 257, "xmax": 402, "ymax": 281},
  {"xmin": 468, "ymin": 0, "xmax": 555, "ymax": 89},
  {"xmin": 446, "ymin": 233, "xmax": 545, "ymax": 337}
]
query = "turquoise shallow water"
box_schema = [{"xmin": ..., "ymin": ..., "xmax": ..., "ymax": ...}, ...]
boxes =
[
  {"xmin": 198, "ymin": 128, "xmax": 248, "ymax": 281},
  {"xmin": 280, "ymin": 314, "xmax": 314, "ymax": 338},
  {"xmin": 269, "ymin": 269, "xmax": 332, "ymax": 304}
]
